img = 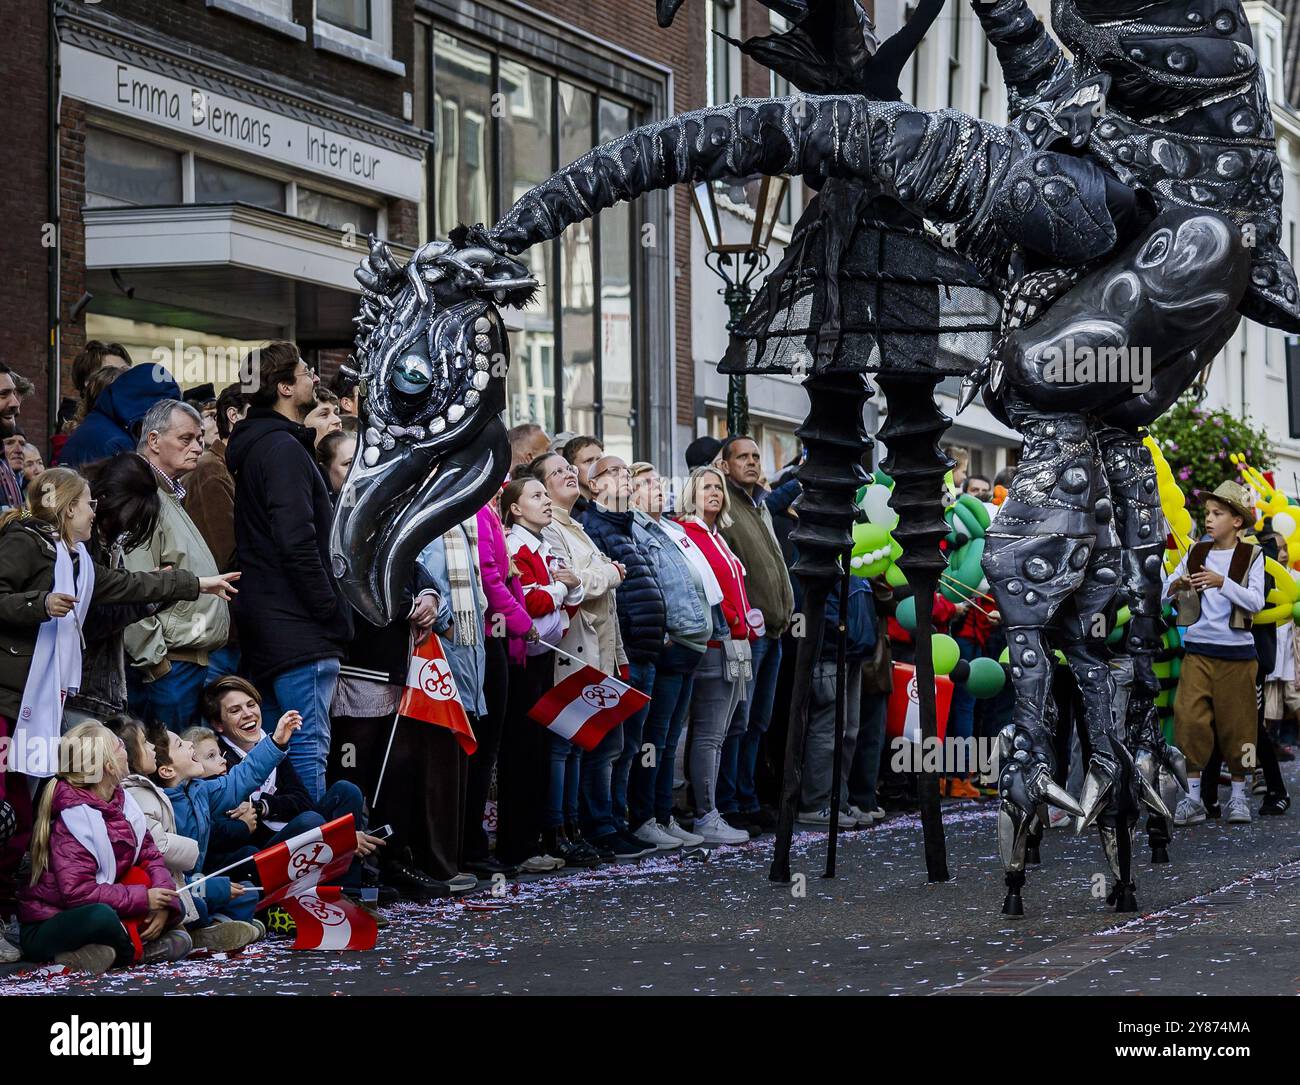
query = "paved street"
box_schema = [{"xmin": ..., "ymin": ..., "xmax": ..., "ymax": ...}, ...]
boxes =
[{"xmin": 4, "ymin": 768, "xmax": 1298, "ymax": 997}]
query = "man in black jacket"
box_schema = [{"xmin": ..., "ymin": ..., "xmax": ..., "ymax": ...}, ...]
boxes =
[
  {"xmin": 583, "ymin": 454, "xmax": 667, "ymax": 842},
  {"xmin": 227, "ymin": 342, "xmax": 353, "ymax": 803}
]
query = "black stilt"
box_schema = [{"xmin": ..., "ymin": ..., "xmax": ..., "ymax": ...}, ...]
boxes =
[
  {"xmin": 876, "ymin": 371, "xmax": 952, "ymax": 883},
  {"xmin": 824, "ymin": 548, "xmax": 853, "ymax": 879},
  {"xmin": 771, "ymin": 374, "xmax": 872, "ymax": 884}
]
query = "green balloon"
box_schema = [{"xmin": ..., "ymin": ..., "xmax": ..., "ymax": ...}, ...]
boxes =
[
  {"xmin": 896, "ymin": 596, "xmax": 917, "ymax": 632},
  {"xmin": 965, "ymin": 656, "xmax": 1006, "ymax": 698},
  {"xmin": 932, "ymin": 633, "xmax": 960, "ymax": 675}
]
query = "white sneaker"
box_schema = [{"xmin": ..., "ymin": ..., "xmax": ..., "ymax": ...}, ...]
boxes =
[
  {"xmin": 845, "ymin": 804, "xmax": 873, "ymax": 826},
  {"xmin": 662, "ymin": 817, "xmax": 704, "ymax": 847},
  {"xmin": 0, "ymin": 934, "xmax": 20, "ymax": 963},
  {"xmin": 1174, "ymin": 795, "xmax": 1207, "ymax": 826},
  {"xmin": 633, "ymin": 818, "xmax": 683, "ymax": 851},
  {"xmin": 1226, "ymin": 794, "xmax": 1252, "ymax": 824},
  {"xmin": 1048, "ymin": 808, "xmax": 1072, "ymax": 829},
  {"xmin": 519, "ymin": 854, "xmax": 561, "ymax": 873},
  {"xmin": 694, "ymin": 810, "xmax": 750, "ymax": 846},
  {"xmin": 868, "ymin": 806, "xmax": 887, "ymax": 822},
  {"xmin": 797, "ymin": 806, "xmax": 857, "ymax": 829}
]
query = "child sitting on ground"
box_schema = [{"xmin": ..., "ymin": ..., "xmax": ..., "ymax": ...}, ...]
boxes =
[
  {"xmin": 111, "ymin": 717, "xmax": 260, "ymax": 953},
  {"xmin": 180, "ymin": 725, "xmax": 259, "ymax": 873},
  {"xmin": 154, "ymin": 716, "xmax": 300, "ymax": 925},
  {"xmin": 18, "ymin": 721, "xmax": 189, "ymax": 974},
  {"xmin": 202, "ymin": 677, "xmax": 382, "ymax": 887}
]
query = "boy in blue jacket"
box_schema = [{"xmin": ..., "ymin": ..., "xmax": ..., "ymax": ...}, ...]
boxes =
[{"xmin": 154, "ymin": 712, "xmax": 299, "ymax": 923}]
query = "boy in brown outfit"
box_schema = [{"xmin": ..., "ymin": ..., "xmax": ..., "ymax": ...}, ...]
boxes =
[{"xmin": 1166, "ymin": 481, "xmax": 1265, "ymax": 825}]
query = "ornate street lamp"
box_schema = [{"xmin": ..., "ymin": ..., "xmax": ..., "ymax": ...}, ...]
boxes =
[{"xmin": 691, "ymin": 174, "xmax": 789, "ymax": 436}]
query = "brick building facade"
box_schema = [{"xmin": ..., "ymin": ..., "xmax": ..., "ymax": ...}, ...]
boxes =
[{"xmin": 5, "ymin": 0, "xmax": 805, "ymax": 472}]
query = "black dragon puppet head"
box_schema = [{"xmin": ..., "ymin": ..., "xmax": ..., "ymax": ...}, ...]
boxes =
[{"xmin": 330, "ymin": 229, "xmax": 535, "ymax": 625}]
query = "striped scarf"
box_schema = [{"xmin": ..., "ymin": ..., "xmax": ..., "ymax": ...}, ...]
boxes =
[{"xmin": 446, "ymin": 518, "xmax": 485, "ymax": 647}]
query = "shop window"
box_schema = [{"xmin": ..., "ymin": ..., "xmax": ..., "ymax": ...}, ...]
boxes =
[
  {"xmin": 85, "ymin": 128, "xmax": 182, "ymax": 209},
  {"xmin": 195, "ymin": 157, "xmax": 286, "ymax": 211},
  {"xmin": 433, "ymin": 31, "xmax": 493, "ymax": 236},
  {"xmin": 424, "ymin": 21, "xmax": 647, "ymax": 453},
  {"xmin": 297, "ymin": 186, "xmax": 378, "ymax": 234}
]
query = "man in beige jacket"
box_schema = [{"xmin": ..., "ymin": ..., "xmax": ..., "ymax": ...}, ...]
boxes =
[{"xmin": 125, "ymin": 399, "xmax": 230, "ymax": 730}]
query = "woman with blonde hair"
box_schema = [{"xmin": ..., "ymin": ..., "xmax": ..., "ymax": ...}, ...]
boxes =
[
  {"xmin": 676, "ymin": 466, "xmax": 755, "ymax": 846},
  {"xmin": 0, "ymin": 468, "xmax": 239, "ymax": 904},
  {"xmin": 17, "ymin": 720, "xmax": 189, "ymax": 973}
]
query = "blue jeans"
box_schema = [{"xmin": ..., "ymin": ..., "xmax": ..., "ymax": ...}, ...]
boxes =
[
  {"xmin": 579, "ymin": 722, "xmax": 624, "ymax": 841},
  {"xmin": 206, "ymin": 644, "xmax": 241, "ymax": 683},
  {"xmin": 733, "ymin": 636, "xmax": 780, "ymax": 816},
  {"xmin": 261, "ymin": 657, "xmax": 341, "ymax": 805},
  {"xmin": 128, "ymin": 659, "xmax": 209, "ymax": 732},
  {"xmin": 634, "ymin": 642, "xmax": 703, "ymax": 826},
  {"xmin": 190, "ymin": 874, "xmax": 259, "ymax": 925},
  {"xmin": 849, "ymin": 693, "xmax": 888, "ymax": 811},
  {"xmin": 610, "ymin": 660, "xmax": 656, "ymax": 832},
  {"xmin": 947, "ymin": 637, "xmax": 980, "ymax": 748},
  {"xmin": 546, "ymin": 734, "xmax": 582, "ymax": 829}
]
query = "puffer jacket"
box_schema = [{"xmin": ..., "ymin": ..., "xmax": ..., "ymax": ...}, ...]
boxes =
[
  {"xmin": 578, "ymin": 501, "xmax": 667, "ymax": 663},
  {"xmin": 122, "ymin": 774, "xmax": 201, "ymax": 923},
  {"xmin": 544, "ymin": 506, "xmax": 626, "ymax": 678},
  {"xmin": 0, "ymin": 519, "xmax": 199, "ymax": 720},
  {"xmin": 18, "ymin": 780, "xmax": 180, "ymax": 925},
  {"xmin": 165, "ymin": 735, "xmax": 286, "ymax": 873}
]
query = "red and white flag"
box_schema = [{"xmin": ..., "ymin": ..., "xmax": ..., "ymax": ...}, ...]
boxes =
[
  {"xmin": 400, "ymin": 634, "xmax": 477, "ymax": 754},
  {"xmin": 527, "ymin": 664, "xmax": 650, "ymax": 751},
  {"xmin": 279, "ymin": 886, "xmax": 377, "ymax": 951},
  {"xmin": 253, "ymin": 814, "xmax": 357, "ymax": 909}
]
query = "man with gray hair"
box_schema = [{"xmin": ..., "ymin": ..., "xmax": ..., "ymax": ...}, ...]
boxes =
[{"xmin": 123, "ymin": 398, "xmax": 232, "ymax": 730}]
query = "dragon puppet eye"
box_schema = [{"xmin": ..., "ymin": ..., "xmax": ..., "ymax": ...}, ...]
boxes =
[{"xmin": 391, "ymin": 350, "xmax": 433, "ymax": 395}]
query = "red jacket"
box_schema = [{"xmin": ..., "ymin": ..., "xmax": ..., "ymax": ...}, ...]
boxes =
[
  {"xmin": 19, "ymin": 780, "xmax": 179, "ymax": 925},
  {"xmin": 678, "ymin": 516, "xmax": 754, "ymax": 642},
  {"xmin": 507, "ymin": 524, "xmax": 569, "ymax": 618}
]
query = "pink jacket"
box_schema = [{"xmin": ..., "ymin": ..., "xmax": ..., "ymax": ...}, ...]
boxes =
[
  {"xmin": 18, "ymin": 780, "xmax": 179, "ymax": 925},
  {"xmin": 477, "ymin": 504, "xmax": 533, "ymax": 666}
]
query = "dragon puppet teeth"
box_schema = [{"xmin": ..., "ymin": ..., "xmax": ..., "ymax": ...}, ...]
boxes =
[
  {"xmin": 471, "ymin": 371, "xmax": 490, "ymax": 391},
  {"xmin": 474, "ymin": 354, "xmax": 490, "ymax": 370},
  {"xmin": 364, "ymin": 427, "xmax": 381, "ymax": 446},
  {"xmin": 363, "ymin": 445, "xmax": 381, "ymax": 467},
  {"xmin": 474, "ymin": 316, "xmax": 491, "ymax": 333},
  {"xmin": 429, "ymin": 416, "xmax": 447, "ymax": 435},
  {"xmin": 474, "ymin": 334, "xmax": 492, "ymax": 352},
  {"xmin": 447, "ymin": 403, "xmax": 466, "ymax": 424},
  {"xmin": 464, "ymin": 390, "xmax": 480, "ymax": 407}
]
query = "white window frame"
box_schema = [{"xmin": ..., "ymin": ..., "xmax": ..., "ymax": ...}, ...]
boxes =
[
  {"xmin": 205, "ymin": 0, "xmax": 305, "ymax": 41},
  {"xmin": 706, "ymin": 0, "xmax": 741, "ymax": 107},
  {"xmin": 313, "ymin": 0, "xmax": 405, "ymax": 75}
]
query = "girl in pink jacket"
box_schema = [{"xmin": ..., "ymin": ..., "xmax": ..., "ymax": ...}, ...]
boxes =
[{"xmin": 18, "ymin": 721, "xmax": 191, "ymax": 974}]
